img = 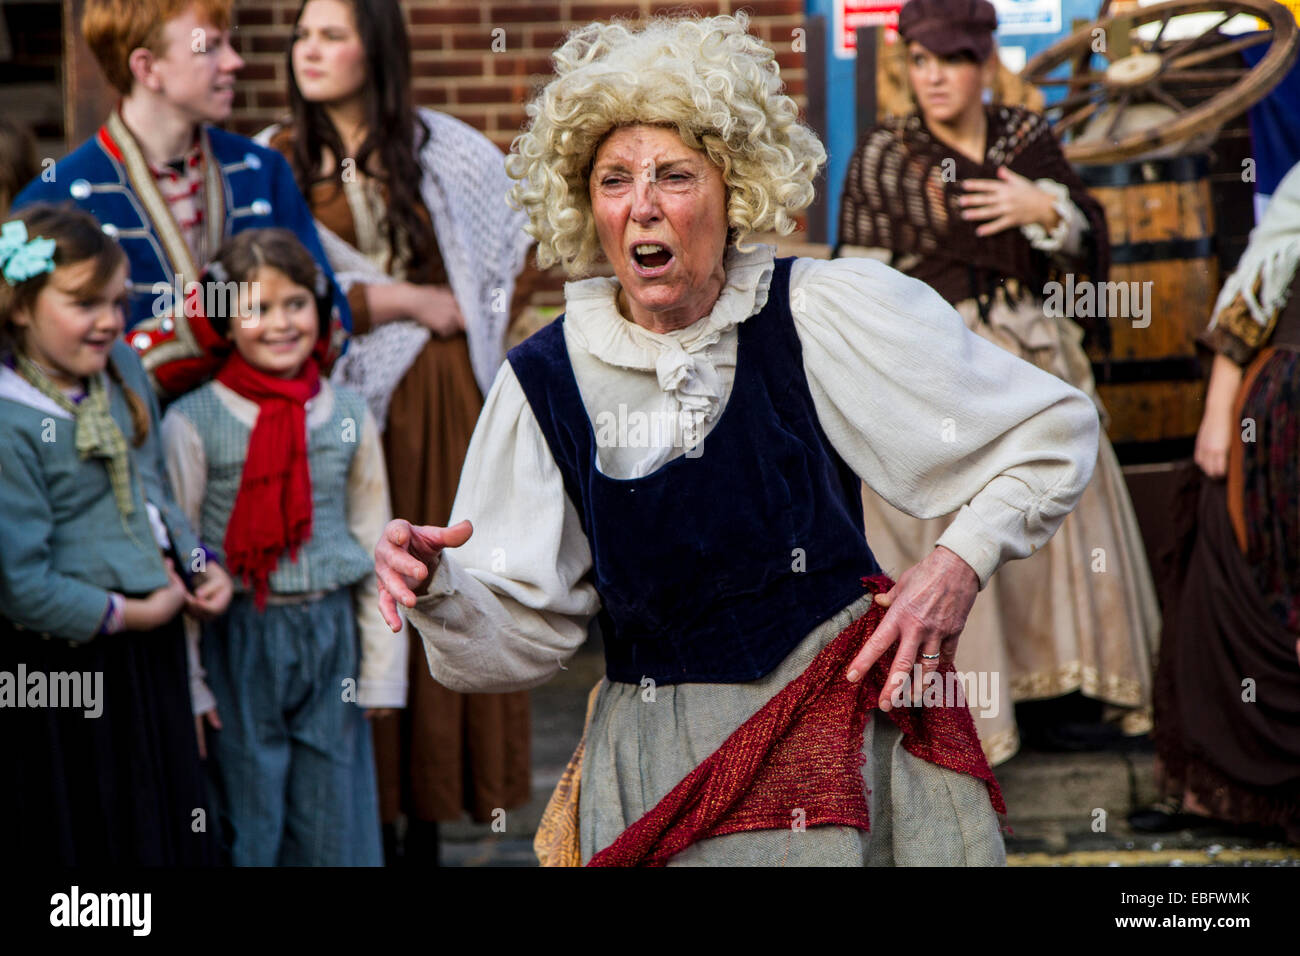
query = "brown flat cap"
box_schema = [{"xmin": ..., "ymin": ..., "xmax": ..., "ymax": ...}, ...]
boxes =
[{"xmin": 897, "ymin": 0, "xmax": 999, "ymax": 62}]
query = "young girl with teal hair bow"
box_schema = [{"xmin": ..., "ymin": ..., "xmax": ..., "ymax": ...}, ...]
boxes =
[{"xmin": 0, "ymin": 204, "xmax": 233, "ymax": 864}]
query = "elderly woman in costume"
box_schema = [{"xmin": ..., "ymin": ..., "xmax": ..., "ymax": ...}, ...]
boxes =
[
  {"xmin": 374, "ymin": 14, "xmax": 1099, "ymax": 866},
  {"xmin": 838, "ymin": 0, "xmax": 1160, "ymax": 764}
]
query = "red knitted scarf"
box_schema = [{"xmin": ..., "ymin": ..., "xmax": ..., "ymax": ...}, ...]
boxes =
[
  {"xmin": 587, "ymin": 575, "xmax": 1005, "ymax": 866},
  {"xmin": 216, "ymin": 352, "xmax": 320, "ymax": 610}
]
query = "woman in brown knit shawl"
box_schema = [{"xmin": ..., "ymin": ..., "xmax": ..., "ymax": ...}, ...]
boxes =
[{"xmin": 839, "ymin": 0, "xmax": 1159, "ymax": 766}]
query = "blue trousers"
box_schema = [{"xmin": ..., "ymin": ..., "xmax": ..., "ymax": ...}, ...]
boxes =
[{"xmin": 203, "ymin": 588, "xmax": 382, "ymax": 866}]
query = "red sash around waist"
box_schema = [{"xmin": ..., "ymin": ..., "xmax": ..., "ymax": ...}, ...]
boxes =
[{"xmin": 587, "ymin": 575, "xmax": 1006, "ymax": 866}]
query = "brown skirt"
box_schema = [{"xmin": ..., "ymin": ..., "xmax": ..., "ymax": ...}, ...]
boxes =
[{"xmin": 371, "ymin": 331, "xmax": 532, "ymax": 823}]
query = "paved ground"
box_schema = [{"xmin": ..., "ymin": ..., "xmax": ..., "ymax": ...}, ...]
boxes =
[
  {"xmin": 438, "ymin": 640, "xmax": 601, "ymax": 867},
  {"xmin": 434, "ymin": 643, "xmax": 1298, "ymax": 867}
]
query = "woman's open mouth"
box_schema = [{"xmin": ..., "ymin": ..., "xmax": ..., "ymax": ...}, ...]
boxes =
[{"xmin": 630, "ymin": 242, "xmax": 675, "ymax": 277}]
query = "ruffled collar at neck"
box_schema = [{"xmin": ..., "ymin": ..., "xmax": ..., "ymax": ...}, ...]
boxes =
[
  {"xmin": 561, "ymin": 243, "xmax": 776, "ymax": 444},
  {"xmin": 562, "ymin": 243, "xmax": 776, "ymax": 377}
]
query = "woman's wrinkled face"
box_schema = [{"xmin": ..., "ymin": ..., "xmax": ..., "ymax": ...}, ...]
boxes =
[
  {"xmin": 589, "ymin": 125, "xmax": 729, "ymax": 332},
  {"xmin": 292, "ymin": 0, "xmax": 367, "ymax": 106},
  {"xmin": 906, "ymin": 42, "xmax": 990, "ymax": 124}
]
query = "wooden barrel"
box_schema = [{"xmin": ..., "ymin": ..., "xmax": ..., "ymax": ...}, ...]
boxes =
[{"xmin": 1076, "ymin": 154, "xmax": 1217, "ymax": 463}]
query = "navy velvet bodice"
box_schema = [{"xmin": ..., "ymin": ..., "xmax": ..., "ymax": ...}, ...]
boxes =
[{"xmin": 507, "ymin": 257, "xmax": 880, "ymax": 684}]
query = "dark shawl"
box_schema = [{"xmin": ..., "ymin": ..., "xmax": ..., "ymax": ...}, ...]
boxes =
[{"xmin": 838, "ymin": 105, "xmax": 1111, "ymax": 352}]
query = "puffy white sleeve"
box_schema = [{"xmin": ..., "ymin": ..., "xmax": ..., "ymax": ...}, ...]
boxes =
[
  {"xmin": 789, "ymin": 256, "xmax": 1100, "ymax": 588},
  {"xmin": 404, "ymin": 363, "xmax": 600, "ymax": 693}
]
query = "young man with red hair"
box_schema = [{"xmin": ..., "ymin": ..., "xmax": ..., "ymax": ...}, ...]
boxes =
[{"xmin": 14, "ymin": 0, "xmax": 349, "ymax": 396}]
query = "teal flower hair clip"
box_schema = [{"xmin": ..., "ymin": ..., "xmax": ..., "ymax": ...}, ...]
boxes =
[{"xmin": 0, "ymin": 220, "xmax": 57, "ymax": 286}]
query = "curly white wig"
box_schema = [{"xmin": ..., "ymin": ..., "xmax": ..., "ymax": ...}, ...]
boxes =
[{"xmin": 506, "ymin": 13, "xmax": 827, "ymax": 274}]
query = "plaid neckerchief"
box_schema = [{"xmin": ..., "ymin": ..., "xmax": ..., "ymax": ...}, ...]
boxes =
[{"xmin": 16, "ymin": 354, "xmax": 136, "ymax": 518}]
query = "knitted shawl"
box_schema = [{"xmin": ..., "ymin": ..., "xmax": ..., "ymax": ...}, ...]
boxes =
[
  {"xmin": 839, "ymin": 105, "xmax": 1111, "ymax": 351},
  {"xmin": 1208, "ymin": 158, "xmax": 1300, "ymax": 332}
]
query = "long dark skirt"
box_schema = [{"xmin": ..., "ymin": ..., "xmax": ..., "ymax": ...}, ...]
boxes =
[
  {"xmin": 1238, "ymin": 349, "xmax": 1300, "ymax": 631},
  {"xmin": 0, "ymin": 613, "xmax": 217, "ymax": 865},
  {"xmin": 1152, "ymin": 349, "xmax": 1300, "ymax": 842}
]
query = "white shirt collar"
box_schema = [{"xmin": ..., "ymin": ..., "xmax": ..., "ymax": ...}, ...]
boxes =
[
  {"xmin": 0, "ymin": 363, "xmax": 78, "ymax": 419},
  {"xmin": 560, "ymin": 244, "xmax": 776, "ymax": 428}
]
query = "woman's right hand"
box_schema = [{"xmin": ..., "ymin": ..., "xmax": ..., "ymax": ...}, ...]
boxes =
[
  {"xmin": 1193, "ymin": 405, "xmax": 1235, "ymax": 479},
  {"xmin": 403, "ymin": 283, "xmax": 465, "ymax": 337},
  {"xmin": 123, "ymin": 559, "xmax": 189, "ymax": 631},
  {"xmin": 1195, "ymin": 353, "xmax": 1246, "ymax": 480},
  {"xmin": 375, "ymin": 519, "xmax": 474, "ymax": 631}
]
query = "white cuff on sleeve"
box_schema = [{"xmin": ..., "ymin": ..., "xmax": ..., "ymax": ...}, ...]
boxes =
[
  {"xmin": 1021, "ymin": 178, "xmax": 1082, "ymax": 256},
  {"xmin": 934, "ymin": 506, "xmax": 1007, "ymax": 590},
  {"xmin": 357, "ymin": 677, "xmax": 408, "ymax": 709}
]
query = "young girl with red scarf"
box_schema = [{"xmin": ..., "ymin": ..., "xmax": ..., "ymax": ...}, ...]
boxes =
[{"xmin": 160, "ymin": 228, "xmax": 406, "ymax": 866}]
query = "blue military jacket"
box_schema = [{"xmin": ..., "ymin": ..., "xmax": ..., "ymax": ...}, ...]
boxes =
[{"xmin": 13, "ymin": 112, "xmax": 349, "ymax": 390}]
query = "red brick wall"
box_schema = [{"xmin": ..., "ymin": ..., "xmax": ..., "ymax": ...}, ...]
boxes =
[{"xmin": 228, "ymin": 0, "xmax": 807, "ymax": 150}]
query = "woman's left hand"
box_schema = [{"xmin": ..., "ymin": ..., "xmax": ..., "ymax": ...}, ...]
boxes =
[
  {"xmin": 185, "ymin": 564, "xmax": 234, "ymax": 620},
  {"xmin": 845, "ymin": 546, "xmax": 979, "ymax": 711},
  {"xmin": 960, "ymin": 167, "xmax": 1061, "ymax": 238}
]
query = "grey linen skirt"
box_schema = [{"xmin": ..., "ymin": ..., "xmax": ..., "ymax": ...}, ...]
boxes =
[{"xmin": 578, "ymin": 592, "xmax": 1007, "ymax": 866}]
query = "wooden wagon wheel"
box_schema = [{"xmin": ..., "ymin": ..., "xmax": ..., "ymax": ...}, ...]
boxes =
[{"xmin": 1024, "ymin": 0, "xmax": 1299, "ymax": 163}]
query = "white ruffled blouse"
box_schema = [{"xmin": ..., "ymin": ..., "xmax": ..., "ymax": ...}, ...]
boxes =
[{"xmin": 406, "ymin": 244, "xmax": 1100, "ymax": 693}]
